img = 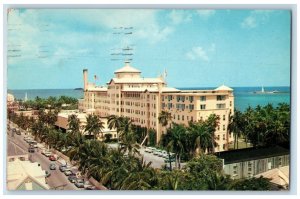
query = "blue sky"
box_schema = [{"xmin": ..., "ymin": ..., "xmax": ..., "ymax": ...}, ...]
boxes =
[{"xmin": 7, "ymin": 9, "xmax": 291, "ymax": 89}]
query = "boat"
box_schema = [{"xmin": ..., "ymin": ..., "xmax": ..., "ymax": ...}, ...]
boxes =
[{"xmin": 253, "ymin": 86, "xmax": 279, "ymax": 94}]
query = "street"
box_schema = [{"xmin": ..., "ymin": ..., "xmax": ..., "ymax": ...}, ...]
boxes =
[{"xmin": 7, "ymin": 122, "xmax": 81, "ymax": 190}]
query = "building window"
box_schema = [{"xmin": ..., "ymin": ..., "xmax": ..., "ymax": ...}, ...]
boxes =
[
  {"xmin": 178, "ymin": 115, "xmax": 180, "ymax": 120},
  {"xmin": 223, "ymin": 115, "xmax": 225, "ymax": 121},
  {"xmin": 223, "ymin": 125, "xmax": 225, "ymax": 131},
  {"xmin": 223, "ymin": 144, "xmax": 225, "ymax": 150},
  {"xmin": 182, "ymin": 115, "xmax": 184, "ymax": 121},
  {"xmin": 200, "ymin": 96, "xmax": 206, "ymax": 101},
  {"xmin": 187, "ymin": 116, "xmax": 189, "ymax": 120},
  {"xmin": 189, "ymin": 96, "xmax": 194, "ymax": 102},
  {"xmin": 217, "ymin": 135, "xmax": 220, "ymax": 140},
  {"xmin": 230, "ymin": 101, "xmax": 232, "ymax": 107},
  {"xmin": 223, "ymin": 134, "xmax": 225, "ymax": 140},
  {"xmin": 217, "ymin": 95, "xmax": 226, "ymax": 101},
  {"xmin": 191, "ymin": 116, "xmax": 193, "ymax": 121},
  {"xmin": 200, "ymin": 104, "xmax": 206, "ymax": 110},
  {"xmin": 216, "ymin": 103, "xmax": 226, "ymax": 109},
  {"xmin": 189, "ymin": 104, "xmax": 194, "ymax": 110}
]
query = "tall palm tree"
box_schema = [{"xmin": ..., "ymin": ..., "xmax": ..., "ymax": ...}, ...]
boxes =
[
  {"xmin": 85, "ymin": 114, "xmax": 104, "ymax": 139},
  {"xmin": 228, "ymin": 110, "xmax": 245, "ymax": 149},
  {"xmin": 68, "ymin": 114, "xmax": 80, "ymax": 135},
  {"xmin": 205, "ymin": 114, "xmax": 220, "ymax": 153},
  {"xmin": 119, "ymin": 129, "xmax": 141, "ymax": 157},
  {"xmin": 167, "ymin": 123, "xmax": 186, "ymax": 169},
  {"xmin": 188, "ymin": 120, "xmax": 214, "ymax": 155},
  {"xmin": 158, "ymin": 110, "xmax": 172, "ymax": 129},
  {"xmin": 107, "ymin": 115, "xmax": 123, "ymax": 142}
]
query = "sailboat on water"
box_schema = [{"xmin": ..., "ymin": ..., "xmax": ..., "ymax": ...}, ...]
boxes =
[{"xmin": 253, "ymin": 86, "xmax": 279, "ymax": 94}]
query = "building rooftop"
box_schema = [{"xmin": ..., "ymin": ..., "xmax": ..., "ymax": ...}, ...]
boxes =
[
  {"xmin": 114, "ymin": 62, "xmax": 141, "ymax": 73},
  {"xmin": 87, "ymin": 86, "xmax": 108, "ymax": 91},
  {"xmin": 215, "ymin": 145, "xmax": 290, "ymax": 164},
  {"xmin": 7, "ymin": 159, "xmax": 49, "ymax": 190},
  {"xmin": 215, "ymin": 85, "xmax": 233, "ymax": 91},
  {"xmin": 109, "ymin": 77, "xmax": 164, "ymax": 84},
  {"xmin": 7, "ymin": 140, "xmax": 28, "ymax": 157},
  {"xmin": 255, "ymin": 166, "xmax": 289, "ymax": 189},
  {"xmin": 122, "ymin": 87, "xmax": 180, "ymax": 93}
]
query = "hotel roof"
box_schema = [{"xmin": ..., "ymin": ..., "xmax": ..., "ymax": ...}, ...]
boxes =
[
  {"xmin": 122, "ymin": 87, "xmax": 180, "ymax": 93},
  {"xmin": 215, "ymin": 85, "xmax": 233, "ymax": 91},
  {"xmin": 109, "ymin": 77, "xmax": 164, "ymax": 84},
  {"xmin": 87, "ymin": 86, "xmax": 108, "ymax": 91},
  {"xmin": 114, "ymin": 63, "xmax": 141, "ymax": 73}
]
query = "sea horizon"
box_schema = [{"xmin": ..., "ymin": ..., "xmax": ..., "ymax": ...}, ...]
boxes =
[
  {"xmin": 7, "ymin": 85, "xmax": 291, "ymax": 91},
  {"xmin": 7, "ymin": 86, "xmax": 290, "ymax": 112}
]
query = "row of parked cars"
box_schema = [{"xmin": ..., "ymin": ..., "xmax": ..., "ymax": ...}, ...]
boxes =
[
  {"xmin": 58, "ymin": 164, "xmax": 95, "ymax": 189},
  {"xmin": 145, "ymin": 147, "xmax": 176, "ymax": 161}
]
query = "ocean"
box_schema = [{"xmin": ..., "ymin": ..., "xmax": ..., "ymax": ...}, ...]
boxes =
[{"xmin": 8, "ymin": 86, "xmax": 290, "ymax": 112}]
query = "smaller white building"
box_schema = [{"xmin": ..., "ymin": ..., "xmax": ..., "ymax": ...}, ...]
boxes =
[
  {"xmin": 55, "ymin": 110, "xmax": 117, "ymax": 141},
  {"xmin": 7, "ymin": 159, "xmax": 49, "ymax": 190},
  {"xmin": 7, "ymin": 93, "xmax": 15, "ymax": 104}
]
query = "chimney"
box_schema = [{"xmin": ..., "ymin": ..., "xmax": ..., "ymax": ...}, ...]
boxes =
[{"xmin": 83, "ymin": 69, "xmax": 88, "ymax": 91}]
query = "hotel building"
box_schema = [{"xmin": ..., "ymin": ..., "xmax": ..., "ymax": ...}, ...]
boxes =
[{"xmin": 79, "ymin": 62, "xmax": 234, "ymax": 152}]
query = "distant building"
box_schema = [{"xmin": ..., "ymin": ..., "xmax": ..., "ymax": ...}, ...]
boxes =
[
  {"xmin": 216, "ymin": 146, "xmax": 290, "ymax": 179},
  {"xmin": 7, "ymin": 93, "xmax": 19, "ymax": 111},
  {"xmin": 7, "ymin": 93, "xmax": 15, "ymax": 103},
  {"xmin": 79, "ymin": 62, "xmax": 234, "ymax": 152},
  {"xmin": 55, "ymin": 110, "xmax": 117, "ymax": 141},
  {"xmin": 6, "ymin": 141, "xmax": 49, "ymax": 190}
]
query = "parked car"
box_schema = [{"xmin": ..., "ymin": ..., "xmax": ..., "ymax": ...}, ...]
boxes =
[
  {"xmin": 145, "ymin": 147, "xmax": 152, "ymax": 153},
  {"xmin": 44, "ymin": 152, "xmax": 52, "ymax": 157},
  {"xmin": 16, "ymin": 130, "xmax": 21, "ymax": 135},
  {"xmin": 49, "ymin": 155, "xmax": 57, "ymax": 161},
  {"xmin": 28, "ymin": 147, "xmax": 35, "ymax": 153},
  {"xmin": 32, "ymin": 144, "xmax": 38, "ymax": 148},
  {"xmin": 85, "ymin": 185, "xmax": 96, "ymax": 190},
  {"xmin": 64, "ymin": 170, "xmax": 73, "ymax": 176},
  {"xmin": 83, "ymin": 181, "xmax": 93, "ymax": 189},
  {"xmin": 59, "ymin": 165, "xmax": 67, "ymax": 172},
  {"xmin": 153, "ymin": 149, "xmax": 162, "ymax": 156},
  {"xmin": 68, "ymin": 174, "xmax": 77, "ymax": 183},
  {"xmin": 45, "ymin": 171, "xmax": 51, "ymax": 178},
  {"xmin": 75, "ymin": 179, "xmax": 84, "ymax": 188},
  {"xmin": 49, "ymin": 163, "xmax": 56, "ymax": 170}
]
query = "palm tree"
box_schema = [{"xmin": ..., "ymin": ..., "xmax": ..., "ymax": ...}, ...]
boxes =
[
  {"xmin": 228, "ymin": 110, "xmax": 245, "ymax": 149},
  {"xmin": 119, "ymin": 116, "xmax": 132, "ymax": 138},
  {"xmin": 107, "ymin": 115, "xmax": 123, "ymax": 142},
  {"xmin": 68, "ymin": 114, "xmax": 80, "ymax": 135},
  {"xmin": 167, "ymin": 123, "xmax": 186, "ymax": 169},
  {"xmin": 119, "ymin": 129, "xmax": 141, "ymax": 157},
  {"xmin": 85, "ymin": 114, "xmax": 104, "ymax": 139},
  {"xmin": 188, "ymin": 120, "xmax": 214, "ymax": 155},
  {"xmin": 158, "ymin": 110, "xmax": 172, "ymax": 129},
  {"xmin": 205, "ymin": 114, "xmax": 220, "ymax": 153}
]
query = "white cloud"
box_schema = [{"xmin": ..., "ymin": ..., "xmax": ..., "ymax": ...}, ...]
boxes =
[
  {"xmin": 241, "ymin": 10, "xmax": 274, "ymax": 29},
  {"xmin": 168, "ymin": 10, "xmax": 192, "ymax": 25},
  {"xmin": 186, "ymin": 46, "xmax": 209, "ymax": 61},
  {"xmin": 7, "ymin": 9, "xmax": 175, "ymax": 66},
  {"xmin": 196, "ymin": 10, "xmax": 216, "ymax": 18}
]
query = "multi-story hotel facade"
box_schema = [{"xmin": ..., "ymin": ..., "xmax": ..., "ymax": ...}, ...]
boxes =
[{"xmin": 79, "ymin": 62, "xmax": 234, "ymax": 152}]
